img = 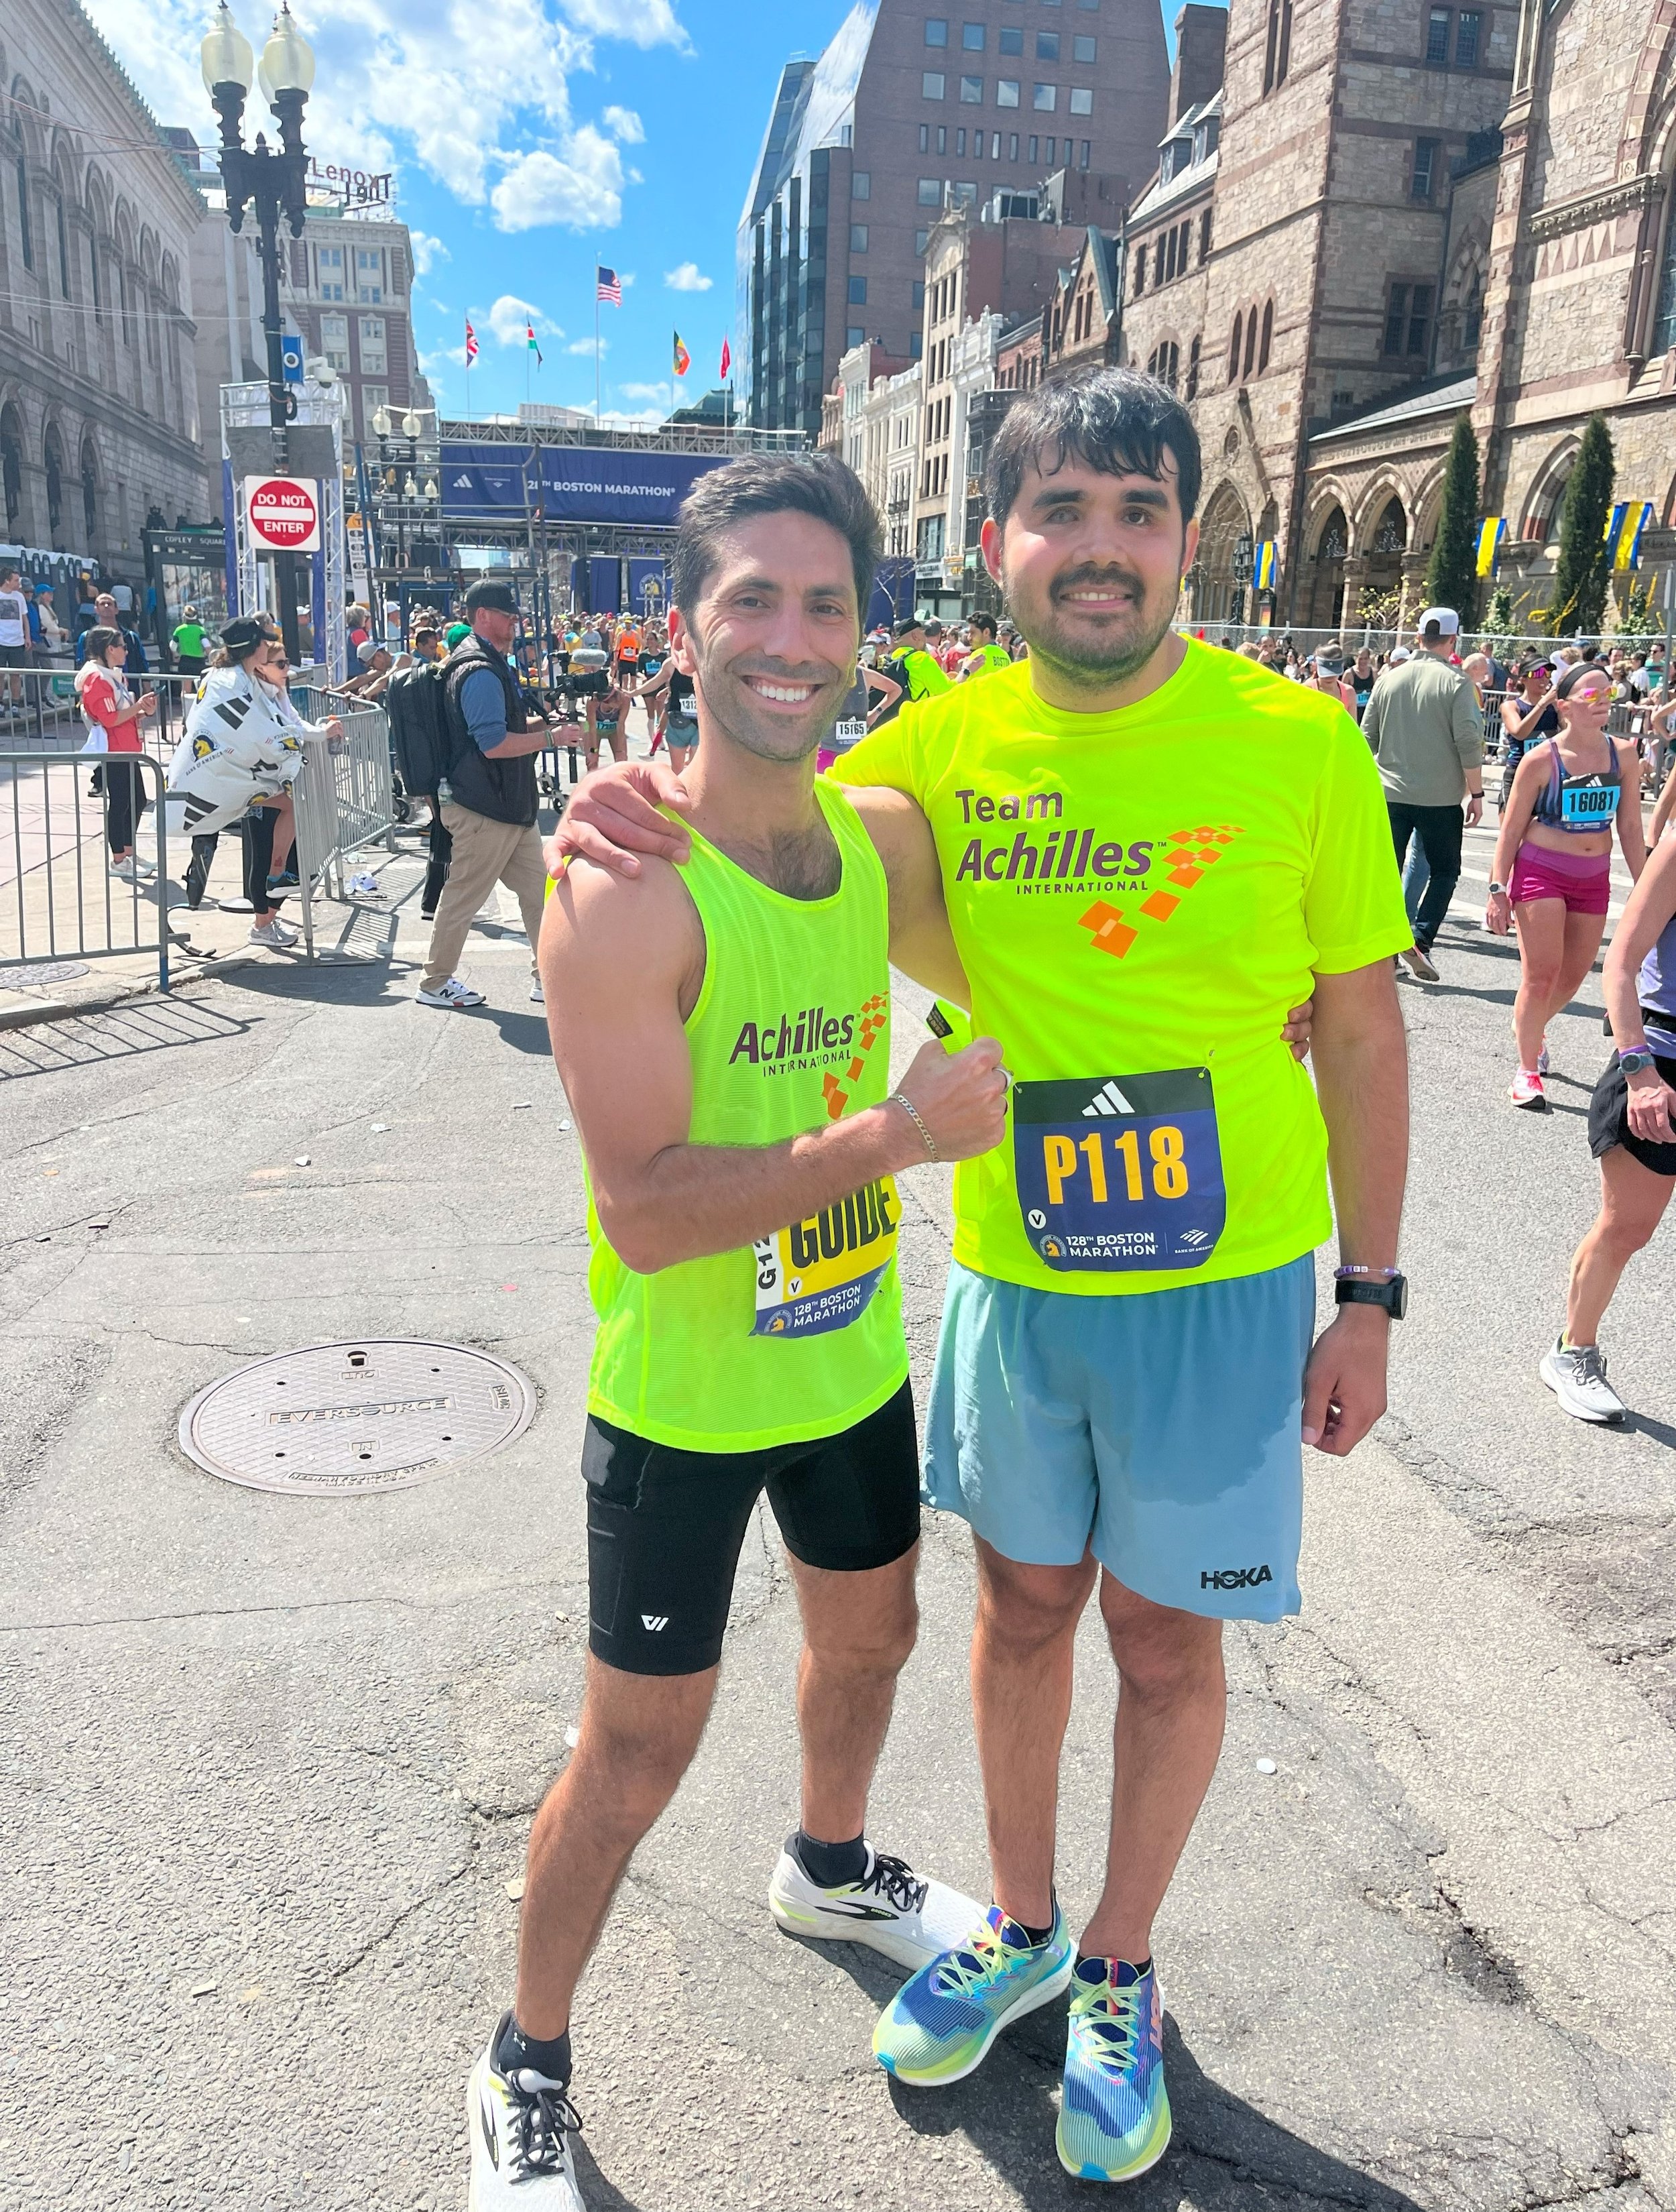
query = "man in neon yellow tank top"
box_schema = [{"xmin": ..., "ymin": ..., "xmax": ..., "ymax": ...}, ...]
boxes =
[
  {"xmin": 465, "ymin": 455, "xmax": 1011, "ymax": 2211},
  {"xmin": 553, "ymin": 374, "xmax": 1412, "ymax": 2189}
]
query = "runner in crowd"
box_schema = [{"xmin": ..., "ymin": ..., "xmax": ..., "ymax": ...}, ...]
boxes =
[
  {"xmin": 1486, "ymin": 660, "xmax": 1645, "ymax": 1110},
  {"xmin": 1349, "ymin": 646, "xmax": 1376, "ymax": 719},
  {"xmin": 1309, "ymin": 644, "xmax": 1356, "ymax": 712},
  {"xmin": 816, "ymin": 654, "xmax": 903, "ymax": 773},
  {"xmin": 1362, "ymin": 606, "xmax": 1484, "ymax": 984},
  {"xmin": 960, "ymin": 614, "xmax": 1014, "ymax": 681},
  {"xmin": 76, "ymin": 625, "xmax": 158, "ymax": 880},
  {"xmin": 584, "ymin": 670, "xmax": 632, "ymax": 774},
  {"xmin": 170, "ymin": 604, "xmax": 208, "ymax": 681},
  {"xmin": 551, "ymin": 369, "xmax": 1408, "ymax": 2187},
  {"xmin": 1498, "ymin": 661, "xmax": 1560, "ymax": 813},
  {"xmin": 1541, "ymin": 821, "xmax": 1676, "ymax": 1421},
  {"xmin": 880, "ymin": 615, "xmax": 951, "ymax": 718},
  {"xmin": 166, "ymin": 616, "xmax": 342, "ymax": 947},
  {"xmin": 469, "ymin": 454, "xmax": 1005, "ymax": 2211}
]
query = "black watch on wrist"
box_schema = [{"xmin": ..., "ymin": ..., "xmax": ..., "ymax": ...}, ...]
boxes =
[{"xmin": 1335, "ymin": 1274, "xmax": 1408, "ymax": 1320}]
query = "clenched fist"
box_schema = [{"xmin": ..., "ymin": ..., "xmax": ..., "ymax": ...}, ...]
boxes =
[{"xmin": 892, "ymin": 1035, "xmax": 1009, "ymax": 1164}]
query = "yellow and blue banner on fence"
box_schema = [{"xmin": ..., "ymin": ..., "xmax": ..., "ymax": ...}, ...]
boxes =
[
  {"xmin": 1475, "ymin": 516, "xmax": 1506, "ymax": 579},
  {"xmin": 1605, "ymin": 501, "xmax": 1653, "ymax": 571}
]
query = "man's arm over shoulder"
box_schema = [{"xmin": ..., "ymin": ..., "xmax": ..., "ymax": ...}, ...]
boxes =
[{"xmin": 846, "ymin": 784, "xmax": 969, "ymax": 1006}]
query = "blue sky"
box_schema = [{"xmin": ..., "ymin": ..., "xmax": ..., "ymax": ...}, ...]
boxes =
[{"xmin": 92, "ymin": 0, "xmax": 1185, "ymax": 422}]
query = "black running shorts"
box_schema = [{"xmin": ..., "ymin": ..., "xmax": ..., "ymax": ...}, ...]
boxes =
[
  {"xmin": 583, "ymin": 1381, "xmax": 920, "ymax": 1676},
  {"xmin": 1588, "ymin": 1050, "xmax": 1676, "ymax": 1178}
]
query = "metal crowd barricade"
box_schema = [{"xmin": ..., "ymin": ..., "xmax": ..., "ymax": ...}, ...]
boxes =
[
  {"xmin": 288, "ymin": 691, "xmax": 398, "ymax": 961},
  {"xmin": 0, "ymin": 749, "xmax": 170, "ymax": 992},
  {"xmin": 1, "ymin": 664, "xmax": 204, "ymax": 754}
]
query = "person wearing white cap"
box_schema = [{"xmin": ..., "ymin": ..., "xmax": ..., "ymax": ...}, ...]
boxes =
[{"xmin": 1360, "ymin": 607, "xmax": 1484, "ymax": 981}]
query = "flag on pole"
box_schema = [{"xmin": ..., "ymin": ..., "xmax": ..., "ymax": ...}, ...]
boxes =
[
  {"xmin": 597, "ymin": 266, "xmax": 622, "ymax": 305},
  {"xmin": 720, "ymin": 336, "xmax": 731, "ymax": 380},
  {"xmin": 1475, "ymin": 516, "xmax": 1506, "ymax": 579},
  {"xmin": 1253, "ymin": 540, "xmax": 1278, "ymax": 591},
  {"xmin": 465, "ymin": 318, "xmax": 479, "ymax": 364},
  {"xmin": 526, "ymin": 320, "xmax": 543, "ymax": 368},
  {"xmin": 673, "ymin": 330, "xmax": 691, "ymax": 377},
  {"xmin": 1605, "ymin": 500, "xmax": 1653, "ymax": 571}
]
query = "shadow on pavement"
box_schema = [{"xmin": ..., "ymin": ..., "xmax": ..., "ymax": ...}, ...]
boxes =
[{"xmin": 0, "ymin": 994, "xmax": 252, "ymax": 1080}]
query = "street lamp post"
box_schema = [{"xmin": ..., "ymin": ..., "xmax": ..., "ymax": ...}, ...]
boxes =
[{"xmin": 202, "ymin": 3, "xmax": 315, "ymax": 668}]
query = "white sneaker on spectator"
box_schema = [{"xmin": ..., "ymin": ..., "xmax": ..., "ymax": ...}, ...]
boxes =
[
  {"xmin": 530, "ymin": 976, "xmax": 544, "ymax": 1003},
  {"xmin": 418, "ymin": 976, "xmax": 486, "ymax": 1009},
  {"xmin": 269, "ymin": 917, "xmax": 300, "ymax": 947},
  {"xmin": 248, "ymin": 921, "xmax": 294, "ymax": 949},
  {"xmin": 109, "ymin": 856, "xmax": 139, "ymax": 882}
]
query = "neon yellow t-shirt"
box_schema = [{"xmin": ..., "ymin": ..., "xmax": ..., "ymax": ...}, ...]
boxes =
[{"xmin": 841, "ymin": 638, "xmax": 1410, "ymax": 1295}]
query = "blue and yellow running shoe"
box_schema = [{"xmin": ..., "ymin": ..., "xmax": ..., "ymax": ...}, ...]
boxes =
[
  {"xmin": 1055, "ymin": 1956, "xmax": 1172, "ymax": 2181},
  {"xmin": 872, "ymin": 1904, "xmax": 1073, "ymax": 2086}
]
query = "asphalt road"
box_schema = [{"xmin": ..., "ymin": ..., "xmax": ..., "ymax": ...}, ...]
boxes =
[{"xmin": 1, "ymin": 836, "xmax": 1673, "ymax": 2212}]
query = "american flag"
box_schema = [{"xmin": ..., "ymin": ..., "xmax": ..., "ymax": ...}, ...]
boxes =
[{"xmin": 596, "ymin": 265, "xmax": 622, "ymax": 306}]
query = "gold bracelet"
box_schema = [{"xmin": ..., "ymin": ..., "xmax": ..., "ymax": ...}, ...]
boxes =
[{"xmin": 890, "ymin": 1090, "xmax": 939, "ymax": 1162}]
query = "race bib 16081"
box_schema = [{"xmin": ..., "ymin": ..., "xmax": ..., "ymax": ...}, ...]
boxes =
[{"xmin": 1012, "ymin": 1069, "xmax": 1225, "ymax": 1272}]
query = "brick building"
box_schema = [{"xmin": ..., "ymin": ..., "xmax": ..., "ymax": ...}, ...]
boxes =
[
  {"xmin": 738, "ymin": 0, "xmax": 1167, "ymax": 435},
  {"xmin": 1, "ymin": 0, "xmax": 208, "ymax": 583}
]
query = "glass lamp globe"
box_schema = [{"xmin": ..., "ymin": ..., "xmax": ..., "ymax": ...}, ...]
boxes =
[
  {"xmin": 200, "ymin": 3, "xmax": 255, "ymax": 93},
  {"xmin": 257, "ymin": 5, "xmax": 315, "ymax": 103}
]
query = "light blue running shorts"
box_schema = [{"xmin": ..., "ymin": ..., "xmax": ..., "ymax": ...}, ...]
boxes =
[{"xmin": 923, "ymin": 1256, "xmax": 1317, "ymax": 1621}]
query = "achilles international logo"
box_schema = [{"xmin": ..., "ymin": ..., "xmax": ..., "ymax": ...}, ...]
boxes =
[
  {"xmin": 727, "ymin": 994, "xmax": 889, "ymax": 1120},
  {"xmin": 1080, "ymin": 825, "xmax": 1245, "ymax": 959}
]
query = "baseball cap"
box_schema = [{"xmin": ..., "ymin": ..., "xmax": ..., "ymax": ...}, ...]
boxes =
[
  {"xmin": 1416, "ymin": 606, "xmax": 1460, "ymax": 640},
  {"xmin": 444, "ymin": 621, "xmax": 471, "ymax": 648},
  {"xmin": 892, "ymin": 616, "xmax": 924, "ymax": 638},
  {"xmin": 1388, "ymin": 645, "xmax": 1413, "ymax": 663},
  {"xmin": 356, "ymin": 639, "xmax": 380, "ymax": 664},
  {"xmin": 463, "ymin": 578, "xmax": 519, "ymax": 616},
  {"xmin": 222, "ymin": 614, "xmax": 278, "ymax": 656}
]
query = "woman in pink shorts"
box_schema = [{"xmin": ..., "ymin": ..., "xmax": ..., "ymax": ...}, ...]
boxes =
[{"xmin": 1486, "ymin": 662, "xmax": 1646, "ymax": 1109}]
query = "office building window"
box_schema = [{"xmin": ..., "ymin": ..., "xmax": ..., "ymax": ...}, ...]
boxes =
[
  {"xmin": 355, "ymin": 248, "xmax": 383, "ymax": 303},
  {"xmin": 956, "ymin": 127, "xmax": 967, "ymax": 153},
  {"xmin": 918, "ymin": 177, "xmax": 943, "ymax": 204},
  {"xmin": 937, "ymin": 125, "xmax": 948, "ymax": 151},
  {"xmin": 1079, "ymin": 138, "xmax": 1090, "ymax": 166},
  {"xmin": 952, "ymin": 181, "xmax": 978, "ymax": 206},
  {"xmin": 913, "ymin": 280, "xmax": 926, "ymax": 308},
  {"xmin": 997, "ymin": 78, "xmax": 1021, "ymax": 104},
  {"xmin": 961, "ymin": 74, "xmax": 984, "ymax": 99},
  {"xmin": 1073, "ymin": 32, "xmax": 1096, "ymax": 58},
  {"xmin": 317, "ymin": 244, "xmax": 345, "ymax": 299},
  {"xmin": 1425, "ymin": 7, "xmax": 1451, "ymax": 62},
  {"xmin": 852, "ymin": 170, "xmax": 871, "ymax": 198},
  {"xmin": 848, "ymin": 325, "xmax": 866, "ymax": 347},
  {"xmin": 925, "ymin": 15, "xmax": 948, "ymax": 39},
  {"xmin": 963, "ymin": 19, "xmax": 985, "ymax": 44},
  {"xmin": 994, "ymin": 132, "xmax": 1004, "ymax": 156},
  {"xmin": 849, "ymin": 275, "xmax": 867, "ymax": 304},
  {"xmin": 1383, "ymin": 280, "xmax": 1433, "ymax": 355},
  {"xmin": 916, "ymin": 226, "xmax": 930, "ymax": 252},
  {"xmin": 321, "ymin": 312, "xmax": 350, "ymax": 371},
  {"xmin": 359, "ymin": 314, "xmax": 387, "ymax": 373},
  {"xmin": 360, "ymin": 384, "xmax": 388, "ymax": 435},
  {"xmin": 1069, "ymin": 85, "xmax": 1092, "ymax": 112},
  {"xmin": 1036, "ymin": 29, "xmax": 1060, "ymax": 56},
  {"xmin": 1411, "ymin": 138, "xmax": 1438, "ymax": 200},
  {"xmin": 911, "ymin": 329, "xmax": 923, "ymax": 357},
  {"xmin": 1033, "ymin": 82, "xmax": 1057, "ymax": 108},
  {"xmin": 1028, "ymin": 134, "xmax": 1039, "ymax": 162},
  {"xmin": 1044, "ymin": 135, "xmax": 1056, "ymax": 161},
  {"xmin": 1455, "ymin": 8, "xmax": 1481, "ymax": 62},
  {"xmin": 1000, "ymin": 23, "xmax": 1024, "ymax": 50},
  {"xmin": 1008, "ymin": 132, "xmax": 1020, "ymax": 157},
  {"xmin": 924, "ymin": 70, "xmax": 947, "ymax": 97},
  {"xmin": 851, "ymin": 223, "xmax": 869, "ymax": 251}
]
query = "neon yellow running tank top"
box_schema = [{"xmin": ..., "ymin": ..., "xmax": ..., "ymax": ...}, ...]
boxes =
[{"xmin": 586, "ymin": 777, "xmax": 908, "ymax": 1450}]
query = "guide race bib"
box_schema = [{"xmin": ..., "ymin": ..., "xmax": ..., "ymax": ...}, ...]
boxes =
[
  {"xmin": 1012, "ymin": 1069, "xmax": 1225, "ymax": 1272},
  {"xmin": 753, "ymin": 1176, "xmax": 900, "ymax": 1336}
]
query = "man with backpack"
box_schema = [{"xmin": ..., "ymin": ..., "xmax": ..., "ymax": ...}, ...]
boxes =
[{"xmin": 414, "ymin": 580, "xmax": 557, "ymax": 1009}]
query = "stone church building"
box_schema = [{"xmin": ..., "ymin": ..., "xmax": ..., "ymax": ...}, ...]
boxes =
[{"xmin": 1117, "ymin": 0, "xmax": 1676, "ymax": 630}]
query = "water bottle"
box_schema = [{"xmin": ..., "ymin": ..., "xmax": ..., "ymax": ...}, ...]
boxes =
[{"xmin": 436, "ymin": 774, "xmax": 452, "ymax": 808}]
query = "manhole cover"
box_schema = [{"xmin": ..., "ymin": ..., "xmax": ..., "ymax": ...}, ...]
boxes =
[
  {"xmin": 177, "ymin": 1339, "xmax": 536, "ymax": 1496},
  {"xmin": 0, "ymin": 960, "xmax": 88, "ymax": 989}
]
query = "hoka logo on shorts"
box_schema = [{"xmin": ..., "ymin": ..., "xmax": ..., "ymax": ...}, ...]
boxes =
[{"xmin": 1200, "ymin": 1564, "xmax": 1272, "ymax": 1590}]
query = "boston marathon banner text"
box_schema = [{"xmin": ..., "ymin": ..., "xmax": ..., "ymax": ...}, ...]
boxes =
[{"xmin": 442, "ymin": 443, "xmax": 732, "ymax": 526}]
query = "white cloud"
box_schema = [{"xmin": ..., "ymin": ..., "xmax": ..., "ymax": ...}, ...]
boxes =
[
  {"xmin": 420, "ymin": 345, "xmax": 468, "ymax": 373},
  {"xmin": 568, "ymin": 337, "xmax": 609, "ymax": 357},
  {"xmin": 410, "ymin": 231, "xmax": 450, "ymax": 277},
  {"xmin": 486, "ymin": 296, "xmax": 564, "ymax": 347},
  {"xmin": 602, "ymin": 106, "xmax": 645, "ymax": 143},
  {"xmin": 664, "ymin": 262, "xmax": 713, "ymax": 292},
  {"xmin": 620, "ymin": 381, "xmax": 672, "ymax": 404},
  {"xmin": 83, "ymin": 0, "xmax": 683, "ymax": 224},
  {"xmin": 491, "ymin": 129, "xmax": 625, "ymax": 233}
]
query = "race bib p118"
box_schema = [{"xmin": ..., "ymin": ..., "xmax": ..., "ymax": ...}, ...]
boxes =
[{"xmin": 1012, "ymin": 1069, "xmax": 1225, "ymax": 1272}]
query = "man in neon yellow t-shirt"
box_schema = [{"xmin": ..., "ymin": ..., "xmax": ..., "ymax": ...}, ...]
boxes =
[{"xmin": 552, "ymin": 374, "xmax": 1411, "ymax": 2186}]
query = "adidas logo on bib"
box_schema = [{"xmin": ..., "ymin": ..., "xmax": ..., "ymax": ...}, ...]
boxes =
[{"xmin": 1081, "ymin": 1079, "xmax": 1136, "ymax": 1117}]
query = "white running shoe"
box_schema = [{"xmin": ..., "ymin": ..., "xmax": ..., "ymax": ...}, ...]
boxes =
[
  {"xmin": 109, "ymin": 856, "xmax": 140, "ymax": 882},
  {"xmin": 418, "ymin": 976, "xmax": 486, "ymax": 1008},
  {"xmin": 530, "ymin": 975, "xmax": 544, "ymax": 1003},
  {"xmin": 1539, "ymin": 1337, "xmax": 1628, "ymax": 1424},
  {"xmin": 131, "ymin": 854, "xmax": 158, "ymax": 878},
  {"xmin": 248, "ymin": 921, "xmax": 294, "ymax": 949},
  {"xmin": 467, "ymin": 2018, "xmax": 586, "ymax": 2210},
  {"xmin": 768, "ymin": 1839, "xmax": 984, "ymax": 1971},
  {"xmin": 267, "ymin": 917, "xmax": 300, "ymax": 947},
  {"xmin": 1400, "ymin": 944, "xmax": 1439, "ymax": 982}
]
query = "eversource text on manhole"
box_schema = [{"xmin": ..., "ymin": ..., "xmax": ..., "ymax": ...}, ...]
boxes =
[{"xmin": 176, "ymin": 1341, "xmax": 536, "ymax": 1496}]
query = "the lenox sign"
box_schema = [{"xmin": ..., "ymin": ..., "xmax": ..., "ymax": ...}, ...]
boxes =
[
  {"xmin": 308, "ymin": 159, "xmax": 392, "ymax": 205},
  {"xmin": 441, "ymin": 443, "xmax": 733, "ymax": 526}
]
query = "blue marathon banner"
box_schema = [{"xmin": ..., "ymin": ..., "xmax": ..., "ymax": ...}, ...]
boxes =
[{"xmin": 441, "ymin": 443, "xmax": 730, "ymax": 526}]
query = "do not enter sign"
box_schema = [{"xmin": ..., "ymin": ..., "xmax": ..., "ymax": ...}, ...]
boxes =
[{"xmin": 243, "ymin": 475, "xmax": 321, "ymax": 553}]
